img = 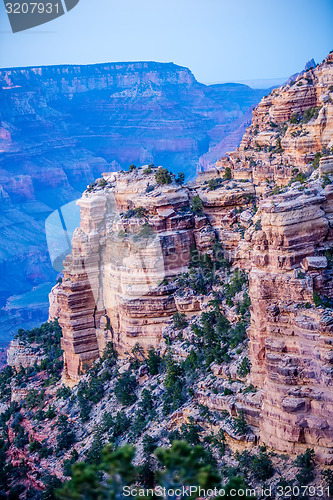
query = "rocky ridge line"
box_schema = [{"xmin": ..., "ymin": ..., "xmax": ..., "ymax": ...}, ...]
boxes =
[{"xmin": 8, "ymin": 52, "xmax": 333, "ymax": 464}]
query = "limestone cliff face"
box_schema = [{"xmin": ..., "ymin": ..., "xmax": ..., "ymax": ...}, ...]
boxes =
[
  {"xmin": 245, "ymin": 181, "xmax": 333, "ymax": 463},
  {"xmin": 6, "ymin": 339, "xmax": 46, "ymax": 370},
  {"xmin": 0, "ymin": 61, "xmax": 269, "ymax": 343},
  {"xmin": 192, "ymin": 172, "xmax": 255, "ymax": 258},
  {"xmin": 49, "ymin": 54, "xmax": 333, "ymax": 462},
  {"xmin": 218, "ymin": 53, "xmax": 333, "ymax": 463},
  {"xmin": 217, "ymin": 52, "xmax": 333, "ymax": 191},
  {"xmin": 50, "ymin": 169, "xmax": 214, "ymax": 381}
]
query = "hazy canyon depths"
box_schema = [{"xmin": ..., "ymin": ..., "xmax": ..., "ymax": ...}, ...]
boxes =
[
  {"xmin": 48, "ymin": 53, "xmax": 333, "ymax": 461},
  {"xmin": 0, "ymin": 61, "xmax": 271, "ymax": 344}
]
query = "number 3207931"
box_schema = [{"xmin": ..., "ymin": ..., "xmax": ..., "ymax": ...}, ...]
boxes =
[{"xmin": 5, "ymin": 3, "xmax": 60, "ymax": 14}]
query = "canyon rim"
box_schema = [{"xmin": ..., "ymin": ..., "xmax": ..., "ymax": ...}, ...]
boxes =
[
  {"xmin": 0, "ymin": 51, "xmax": 333, "ymax": 498},
  {"xmin": 46, "ymin": 52, "xmax": 333, "ymax": 460}
]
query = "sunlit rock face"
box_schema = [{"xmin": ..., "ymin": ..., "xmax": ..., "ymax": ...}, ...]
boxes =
[
  {"xmin": 223, "ymin": 53, "xmax": 333, "ymax": 464},
  {"xmin": 50, "ymin": 168, "xmax": 215, "ymax": 381},
  {"xmin": 48, "ymin": 54, "xmax": 333, "ymax": 462},
  {"xmin": 6, "ymin": 339, "xmax": 46, "ymax": 370},
  {"xmin": 0, "ymin": 62, "xmax": 270, "ymax": 342},
  {"xmin": 216, "ymin": 52, "xmax": 333, "ymax": 193},
  {"xmin": 245, "ymin": 186, "xmax": 333, "ymax": 464}
]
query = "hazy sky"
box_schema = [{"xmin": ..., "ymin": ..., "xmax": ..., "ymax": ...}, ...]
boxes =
[{"xmin": 0, "ymin": 0, "xmax": 332, "ymax": 84}]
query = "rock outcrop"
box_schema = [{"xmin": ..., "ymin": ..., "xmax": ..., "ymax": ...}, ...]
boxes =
[
  {"xmin": 230, "ymin": 53, "xmax": 333, "ymax": 463},
  {"xmin": 6, "ymin": 339, "xmax": 46, "ymax": 370},
  {"xmin": 245, "ymin": 185, "xmax": 333, "ymax": 463},
  {"xmin": 49, "ymin": 53, "xmax": 333, "ymax": 462},
  {"xmin": 0, "ymin": 62, "xmax": 271, "ymax": 343},
  {"xmin": 50, "ymin": 169, "xmax": 215, "ymax": 381},
  {"xmin": 216, "ymin": 52, "xmax": 333, "ymax": 192}
]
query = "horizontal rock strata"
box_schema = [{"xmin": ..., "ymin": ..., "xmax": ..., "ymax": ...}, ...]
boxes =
[{"xmin": 48, "ymin": 54, "xmax": 333, "ymax": 461}]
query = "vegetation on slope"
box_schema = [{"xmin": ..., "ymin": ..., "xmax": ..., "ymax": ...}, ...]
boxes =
[{"xmin": 0, "ymin": 267, "xmax": 328, "ymax": 500}]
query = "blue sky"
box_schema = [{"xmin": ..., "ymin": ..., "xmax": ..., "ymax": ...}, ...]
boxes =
[{"xmin": 0, "ymin": 0, "xmax": 332, "ymax": 85}]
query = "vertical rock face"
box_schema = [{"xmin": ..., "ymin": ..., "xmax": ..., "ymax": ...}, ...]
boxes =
[
  {"xmin": 217, "ymin": 52, "xmax": 333, "ymax": 192},
  {"xmin": 229, "ymin": 53, "xmax": 333, "ymax": 463},
  {"xmin": 192, "ymin": 172, "xmax": 255, "ymax": 258},
  {"xmin": 50, "ymin": 54, "xmax": 333, "ymax": 461},
  {"xmin": 51, "ymin": 169, "xmax": 214, "ymax": 381},
  {"xmin": 245, "ymin": 188, "xmax": 333, "ymax": 462}
]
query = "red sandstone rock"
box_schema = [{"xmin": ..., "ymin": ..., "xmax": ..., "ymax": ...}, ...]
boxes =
[
  {"xmin": 51, "ymin": 169, "xmax": 214, "ymax": 381},
  {"xmin": 48, "ymin": 54, "xmax": 333, "ymax": 463}
]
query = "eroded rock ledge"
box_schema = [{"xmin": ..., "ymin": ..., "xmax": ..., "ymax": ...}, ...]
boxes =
[
  {"xmin": 49, "ymin": 170, "xmax": 215, "ymax": 380},
  {"xmin": 45, "ymin": 53, "xmax": 333, "ymax": 462}
]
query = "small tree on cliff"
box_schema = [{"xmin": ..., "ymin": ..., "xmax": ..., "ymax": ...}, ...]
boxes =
[
  {"xmin": 190, "ymin": 195, "xmax": 204, "ymax": 215},
  {"xmin": 114, "ymin": 371, "xmax": 137, "ymax": 406},
  {"xmin": 223, "ymin": 167, "xmax": 232, "ymax": 180},
  {"xmin": 146, "ymin": 347, "xmax": 162, "ymax": 375},
  {"xmin": 176, "ymin": 172, "xmax": 185, "ymax": 185},
  {"xmin": 173, "ymin": 312, "xmax": 188, "ymax": 330},
  {"xmin": 295, "ymin": 448, "xmax": 316, "ymax": 485},
  {"xmin": 155, "ymin": 168, "xmax": 172, "ymax": 185}
]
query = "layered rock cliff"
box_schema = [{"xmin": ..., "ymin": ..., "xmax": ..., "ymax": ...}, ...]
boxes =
[
  {"xmin": 217, "ymin": 52, "xmax": 333, "ymax": 191},
  {"xmin": 46, "ymin": 53, "xmax": 333, "ymax": 464},
  {"xmin": 51, "ymin": 172, "xmax": 333, "ymax": 461},
  {"xmin": 236, "ymin": 53, "xmax": 333, "ymax": 463},
  {"xmin": 246, "ymin": 180, "xmax": 333, "ymax": 463},
  {"xmin": 50, "ymin": 168, "xmax": 219, "ymax": 381},
  {"xmin": 0, "ymin": 61, "xmax": 270, "ymax": 343}
]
